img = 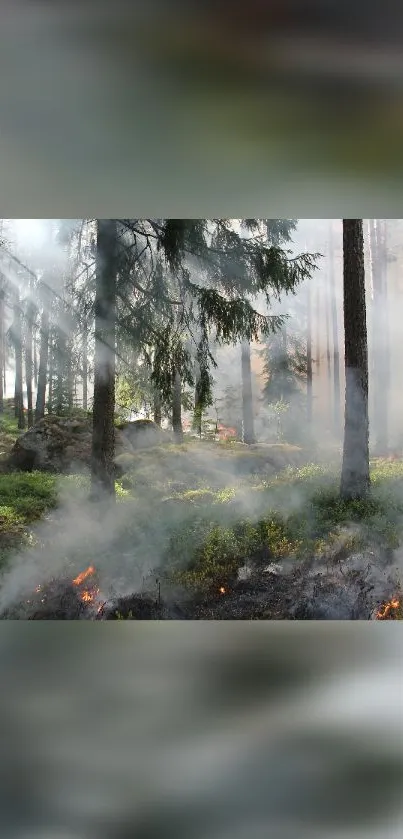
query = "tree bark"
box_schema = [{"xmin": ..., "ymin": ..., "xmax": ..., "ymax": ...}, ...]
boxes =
[
  {"xmin": 329, "ymin": 220, "xmax": 341, "ymax": 436},
  {"xmin": 35, "ymin": 306, "xmax": 50, "ymax": 422},
  {"xmin": 91, "ymin": 219, "xmax": 117, "ymax": 500},
  {"xmin": 241, "ymin": 340, "xmax": 256, "ymax": 444},
  {"xmin": 172, "ymin": 369, "xmax": 183, "ymax": 443},
  {"xmin": 340, "ymin": 219, "xmax": 370, "ymax": 500}
]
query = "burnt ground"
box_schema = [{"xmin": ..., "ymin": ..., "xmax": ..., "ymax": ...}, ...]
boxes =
[{"xmin": 2, "ymin": 545, "xmax": 401, "ymax": 620}]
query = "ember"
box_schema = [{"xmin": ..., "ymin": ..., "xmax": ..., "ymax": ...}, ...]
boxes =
[
  {"xmin": 376, "ymin": 597, "xmax": 400, "ymax": 620},
  {"xmin": 219, "ymin": 587, "xmax": 226, "ymax": 595}
]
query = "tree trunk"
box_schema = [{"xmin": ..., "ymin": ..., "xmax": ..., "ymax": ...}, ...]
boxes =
[
  {"xmin": 325, "ymin": 268, "xmax": 332, "ymax": 419},
  {"xmin": 47, "ymin": 328, "xmax": 54, "ymax": 414},
  {"xmin": 315, "ymin": 286, "xmax": 321, "ymax": 371},
  {"xmin": 33, "ymin": 331, "xmax": 38, "ymax": 387},
  {"xmin": 329, "ymin": 220, "xmax": 341, "ymax": 436},
  {"xmin": 306, "ymin": 282, "xmax": 313, "ymax": 425},
  {"xmin": 172, "ymin": 369, "xmax": 183, "ymax": 443},
  {"xmin": 0, "ymin": 278, "xmax": 5, "ymax": 414},
  {"xmin": 370, "ymin": 219, "xmax": 389, "ymax": 455},
  {"xmin": 82, "ymin": 319, "xmax": 88, "ymax": 411},
  {"xmin": 55, "ymin": 323, "xmax": 65, "ymax": 415},
  {"xmin": 241, "ymin": 340, "xmax": 256, "ymax": 444},
  {"xmin": 66, "ymin": 340, "xmax": 74, "ymax": 413},
  {"xmin": 13, "ymin": 292, "xmax": 25, "ymax": 430},
  {"xmin": 91, "ymin": 219, "xmax": 117, "ymax": 500},
  {"xmin": 25, "ymin": 302, "xmax": 35, "ymax": 428},
  {"xmin": 153, "ymin": 387, "xmax": 162, "ymax": 426},
  {"xmin": 35, "ymin": 307, "xmax": 49, "ymax": 422},
  {"xmin": 340, "ymin": 219, "xmax": 370, "ymax": 500},
  {"xmin": 193, "ymin": 366, "xmax": 203, "ymax": 439}
]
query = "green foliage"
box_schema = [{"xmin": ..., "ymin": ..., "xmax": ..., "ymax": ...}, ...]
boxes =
[
  {"xmin": 0, "ymin": 472, "xmax": 58, "ymax": 522},
  {"xmin": 117, "ymin": 219, "xmax": 319, "ymax": 415},
  {"xmin": 0, "ymin": 472, "xmax": 59, "ymax": 567}
]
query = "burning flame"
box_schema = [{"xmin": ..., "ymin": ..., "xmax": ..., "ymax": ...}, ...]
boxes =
[
  {"xmin": 72, "ymin": 566, "xmax": 101, "ymax": 605},
  {"xmin": 73, "ymin": 566, "xmax": 95, "ymax": 586},
  {"xmin": 376, "ymin": 598, "xmax": 400, "ymax": 619},
  {"xmin": 219, "ymin": 586, "xmax": 226, "ymax": 595}
]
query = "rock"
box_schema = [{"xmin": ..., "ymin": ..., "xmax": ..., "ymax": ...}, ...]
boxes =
[
  {"xmin": 116, "ymin": 419, "xmax": 171, "ymax": 449},
  {"xmin": 7, "ymin": 414, "xmax": 133, "ymax": 474},
  {"xmin": 7, "ymin": 416, "xmax": 172, "ymax": 474}
]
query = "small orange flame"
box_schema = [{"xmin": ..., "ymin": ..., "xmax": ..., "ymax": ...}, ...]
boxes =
[
  {"xmin": 219, "ymin": 586, "xmax": 226, "ymax": 595},
  {"xmin": 376, "ymin": 598, "xmax": 400, "ymax": 619},
  {"xmin": 73, "ymin": 566, "xmax": 95, "ymax": 586}
]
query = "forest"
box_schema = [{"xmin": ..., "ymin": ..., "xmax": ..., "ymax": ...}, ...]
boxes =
[{"xmin": 0, "ymin": 217, "xmax": 401, "ymax": 620}]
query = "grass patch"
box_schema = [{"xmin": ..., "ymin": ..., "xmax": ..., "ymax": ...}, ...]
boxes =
[
  {"xmin": 0, "ymin": 402, "xmax": 21, "ymax": 460},
  {"xmin": 0, "ymin": 472, "xmax": 59, "ymax": 567},
  {"xmin": 162, "ymin": 458, "xmax": 403, "ymax": 591},
  {"xmin": 1, "ymin": 430, "xmax": 403, "ymax": 604}
]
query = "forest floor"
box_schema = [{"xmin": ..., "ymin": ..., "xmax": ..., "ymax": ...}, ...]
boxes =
[{"xmin": 1, "ymin": 404, "xmax": 403, "ymax": 619}]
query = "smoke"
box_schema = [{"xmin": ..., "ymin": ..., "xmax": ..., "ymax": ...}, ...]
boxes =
[{"xmin": 1, "ymin": 217, "xmax": 403, "ymax": 613}]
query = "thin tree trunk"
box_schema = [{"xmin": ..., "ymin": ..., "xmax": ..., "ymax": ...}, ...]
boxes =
[
  {"xmin": 25, "ymin": 302, "xmax": 35, "ymax": 428},
  {"xmin": 153, "ymin": 387, "xmax": 162, "ymax": 426},
  {"xmin": 370, "ymin": 219, "xmax": 389, "ymax": 455},
  {"xmin": 172, "ymin": 369, "xmax": 183, "ymax": 443},
  {"xmin": 91, "ymin": 219, "xmax": 117, "ymax": 500},
  {"xmin": 340, "ymin": 219, "xmax": 370, "ymax": 500},
  {"xmin": 13, "ymin": 292, "xmax": 25, "ymax": 430},
  {"xmin": 325, "ymin": 268, "xmax": 332, "ymax": 418},
  {"xmin": 82, "ymin": 319, "xmax": 88, "ymax": 411},
  {"xmin": 329, "ymin": 220, "xmax": 341, "ymax": 436},
  {"xmin": 3, "ymin": 335, "xmax": 6, "ymax": 396},
  {"xmin": 0, "ymin": 278, "xmax": 4, "ymax": 414},
  {"xmin": 306, "ymin": 282, "xmax": 313, "ymax": 425},
  {"xmin": 315, "ymin": 286, "xmax": 321, "ymax": 371},
  {"xmin": 55, "ymin": 322, "xmax": 65, "ymax": 415},
  {"xmin": 241, "ymin": 340, "xmax": 256, "ymax": 444},
  {"xmin": 193, "ymin": 365, "xmax": 203, "ymax": 439},
  {"xmin": 35, "ymin": 306, "xmax": 49, "ymax": 421},
  {"xmin": 33, "ymin": 330, "xmax": 38, "ymax": 387},
  {"xmin": 66, "ymin": 340, "xmax": 74, "ymax": 413},
  {"xmin": 47, "ymin": 328, "xmax": 54, "ymax": 414}
]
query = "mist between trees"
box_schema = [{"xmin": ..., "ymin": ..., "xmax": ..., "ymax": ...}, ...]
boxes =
[{"xmin": 0, "ymin": 218, "xmax": 400, "ymax": 618}]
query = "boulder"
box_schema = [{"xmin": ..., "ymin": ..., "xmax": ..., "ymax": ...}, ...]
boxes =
[
  {"xmin": 7, "ymin": 416, "xmax": 169, "ymax": 474},
  {"xmin": 8, "ymin": 415, "xmax": 93, "ymax": 473},
  {"xmin": 116, "ymin": 419, "xmax": 171, "ymax": 449}
]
